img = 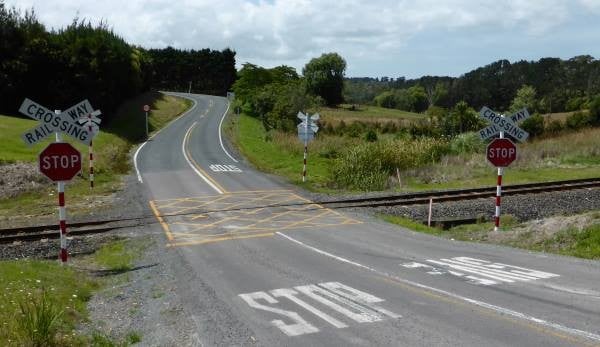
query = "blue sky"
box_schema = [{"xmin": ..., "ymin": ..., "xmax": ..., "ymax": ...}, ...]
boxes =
[{"xmin": 6, "ymin": 0, "xmax": 600, "ymax": 78}]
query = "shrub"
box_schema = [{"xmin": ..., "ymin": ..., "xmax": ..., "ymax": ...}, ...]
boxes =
[
  {"xmin": 546, "ymin": 120, "xmax": 564, "ymax": 134},
  {"xmin": 449, "ymin": 132, "xmax": 485, "ymax": 155},
  {"xmin": 589, "ymin": 95, "xmax": 600, "ymax": 125},
  {"xmin": 521, "ymin": 113, "xmax": 545, "ymax": 138},
  {"xmin": 565, "ymin": 111, "xmax": 591, "ymax": 130},
  {"xmin": 365, "ymin": 130, "xmax": 378, "ymax": 142}
]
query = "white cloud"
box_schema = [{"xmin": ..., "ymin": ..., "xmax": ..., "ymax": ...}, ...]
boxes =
[{"xmin": 4, "ymin": 0, "xmax": 597, "ymax": 76}]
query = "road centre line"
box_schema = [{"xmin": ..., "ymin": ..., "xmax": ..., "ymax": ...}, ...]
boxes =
[
  {"xmin": 134, "ymin": 93, "xmax": 198, "ymax": 183},
  {"xmin": 275, "ymin": 232, "xmax": 600, "ymax": 344},
  {"xmin": 182, "ymin": 121, "xmax": 226, "ymax": 194}
]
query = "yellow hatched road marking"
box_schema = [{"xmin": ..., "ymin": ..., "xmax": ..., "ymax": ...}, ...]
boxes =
[{"xmin": 149, "ymin": 200, "xmax": 174, "ymax": 241}]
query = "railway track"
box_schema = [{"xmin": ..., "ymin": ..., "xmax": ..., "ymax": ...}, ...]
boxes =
[
  {"xmin": 318, "ymin": 177, "xmax": 600, "ymax": 209},
  {"xmin": 1, "ymin": 177, "xmax": 598, "ymax": 243},
  {"xmin": 0, "ymin": 217, "xmax": 150, "ymax": 244}
]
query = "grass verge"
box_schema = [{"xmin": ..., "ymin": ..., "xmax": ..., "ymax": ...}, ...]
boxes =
[
  {"xmin": 0, "ymin": 91, "xmax": 191, "ymax": 219},
  {"xmin": 382, "ymin": 212, "xmax": 600, "ymax": 260},
  {"xmin": 0, "ymin": 260, "xmax": 98, "ymax": 346},
  {"xmin": 0, "ymin": 237, "xmax": 150, "ymax": 346}
]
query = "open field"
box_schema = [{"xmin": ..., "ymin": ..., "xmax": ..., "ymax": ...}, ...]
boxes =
[
  {"xmin": 319, "ymin": 104, "xmax": 425, "ymax": 125},
  {"xmin": 232, "ymin": 112, "xmax": 600, "ymax": 192},
  {"xmin": 0, "ymin": 92, "xmax": 191, "ymax": 219}
]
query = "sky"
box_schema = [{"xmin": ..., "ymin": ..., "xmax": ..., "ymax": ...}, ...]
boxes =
[{"xmin": 6, "ymin": 0, "xmax": 600, "ymax": 79}]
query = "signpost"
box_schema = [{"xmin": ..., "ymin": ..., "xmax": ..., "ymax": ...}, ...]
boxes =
[
  {"xmin": 143, "ymin": 104, "xmax": 150, "ymax": 138},
  {"xmin": 18, "ymin": 99, "xmax": 99, "ymax": 263},
  {"xmin": 39, "ymin": 140, "xmax": 82, "ymax": 264},
  {"xmin": 78, "ymin": 110, "xmax": 102, "ymax": 188},
  {"xmin": 478, "ymin": 107, "xmax": 529, "ymax": 232},
  {"xmin": 297, "ymin": 112, "xmax": 319, "ymax": 182}
]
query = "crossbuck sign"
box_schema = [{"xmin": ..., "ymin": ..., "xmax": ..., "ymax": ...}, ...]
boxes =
[
  {"xmin": 19, "ymin": 98, "xmax": 100, "ymax": 146},
  {"xmin": 478, "ymin": 106, "xmax": 530, "ymax": 142}
]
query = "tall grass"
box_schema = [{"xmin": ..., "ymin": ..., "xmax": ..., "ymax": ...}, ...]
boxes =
[
  {"xmin": 15, "ymin": 289, "xmax": 63, "ymax": 347},
  {"xmin": 331, "ymin": 138, "xmax": 450, "ymax": 190}
]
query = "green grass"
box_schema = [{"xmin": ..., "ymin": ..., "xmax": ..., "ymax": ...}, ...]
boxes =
[
  {"xmin": 233, "ymin": 114, "xmax": 332, "ymax": 190},
  {"xmin": 379, "ymin": 214, "xmax": 442, "ymax": 236},
  {"xmin": 320, "ymin": 104, "xmax": 425, "ymax": 121},
  {"xmin": 0, "ymin": 260, "xmax": 98, "ymax": 346},
  {"xmin": 93, "ymin": 239, "xmax": 148, "ymax": 272},
  {"xmin": 0, "ymin": 91, "xmax": 191, "ymax": 219},
  {"xmin": 382, "ymin": 212, "xmax": 600, "ymax": 260}
]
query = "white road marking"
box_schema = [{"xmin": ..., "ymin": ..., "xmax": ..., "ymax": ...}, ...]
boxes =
[
  {"xmin": 270, "ymin": 288, "xmax": 348, "ymax": 329},
  {"xmin": 182, "ymin": 122, "xmax": 224, "ymax": 194},
  {"xmin": 319, "ymin": 282, "xmax": 401, "ymax": 319},
  {"xmin": 133, "ymin": 141, "xmax": 148, "ymax": 183},
  {"xmin": 133, "ymin": 94, "xmax": 198, "ymax": 183},
  {"xmin": 239, "ymin": 291, "xmax": 318, "ymax": 336},
  {"xmin": 422, "ymin": 257, "xmax": 559, "ymax": 284},
  {"xmin": 295, "ymin": 284, "xmax": 382, "ymax": 323},
  {"xmin": 209, "ymin": 164, "xmax": 242, "ymax": 172},
  {"xmin": 240, "ymin": 282, "xmax": 398, "ymax": 337},
  {"xmin": 276, "ymin": 232, "xmax": 600, "ymax": 343},
  {"xmin": 218, "ymin": 100, "xmax": 238, "ymax": 162}
]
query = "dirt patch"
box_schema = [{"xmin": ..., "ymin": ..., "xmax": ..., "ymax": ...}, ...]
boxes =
[{"xmin": 0, "ymin": 162, "xmax": 53, "ymax": 199}]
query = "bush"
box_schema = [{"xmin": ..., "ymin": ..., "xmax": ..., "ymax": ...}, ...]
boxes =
[
  {"xmin": 521, "ymin": 113, "xmax": 545, "ymax": 138},
  {"xmin": 565, "ymin": 111, "xmax": 591, "ymax": 130},
  {"xmin": 589, "ymin": 95, "xmax": 600, "ymax": 125},
  {"xmin": 449, "ymin": 132, "xmax": 485, "ymax": 155},
  {"xmin": 364, "ymin": 129, "xmax": 378, "ymax": 142},
  {"xmin": 546, "ymin": 120, "xmax": 564, "ymax": 134}
]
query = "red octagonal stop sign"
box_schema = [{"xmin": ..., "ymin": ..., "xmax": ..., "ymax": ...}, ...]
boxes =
[
  {"xmin": 39, "ymin": 143, "xmax": 82, "ymax": 181},
  {"xmin": 487, "ymin": 138, "xmax": 517, "ymax": 167}
]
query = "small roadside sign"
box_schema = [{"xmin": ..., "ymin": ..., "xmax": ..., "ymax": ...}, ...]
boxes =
[{"xmin": 143, "ymin": 104, "xmax": 150, "ymax": 112}]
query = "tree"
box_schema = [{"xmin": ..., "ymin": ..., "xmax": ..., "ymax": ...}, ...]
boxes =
[
  {"xmin": 510, "ymin": 85, "xmax": 537, "ymax": 113},
  {"xmin": 303, "ymin": 52, "xmax": 346, "ymax": 106}
]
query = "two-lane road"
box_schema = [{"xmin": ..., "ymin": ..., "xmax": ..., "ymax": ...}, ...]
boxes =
[{"xmin": 136, "ymin": 93, "xmax": 600, "ymax": 346}]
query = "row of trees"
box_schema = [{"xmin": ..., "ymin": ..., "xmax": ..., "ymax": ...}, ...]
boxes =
[
  {"xmin": 232, "ymin": 53, "xmax": 346, "ymax": 131},
  {"xmin": 348, "ymin": 56, "xmax": 600, "ymax": 114},
  {"xmin": 0, "ymin": 3, "xmax": 236, "ymax": 121}
]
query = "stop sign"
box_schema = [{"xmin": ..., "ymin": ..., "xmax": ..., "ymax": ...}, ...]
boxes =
[
  {"xmin": 487, "ymin": 138, "xmax": 517, "ymax": 167},
  {"xmin": 39, "ymin": 143, "xmax": 82, "ymax": 181}
]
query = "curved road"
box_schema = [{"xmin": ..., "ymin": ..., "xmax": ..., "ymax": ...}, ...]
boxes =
[{"xmin": 136, "ymin": 93, "xmax": 600, "ymax": 346}]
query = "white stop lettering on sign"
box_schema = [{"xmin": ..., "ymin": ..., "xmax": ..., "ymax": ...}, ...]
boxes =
[
  {"xmin": 488, "ymin": 148, "xmax": 515, "ymax": 158},
  {"xmin": 41, "ymin": 155, "xmax": 80, "ymax": 169}
]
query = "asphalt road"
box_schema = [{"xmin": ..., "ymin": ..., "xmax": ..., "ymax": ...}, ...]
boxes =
[{"xmin": 136, "ymin": 93, "xmax": 600, "ymax": 346}]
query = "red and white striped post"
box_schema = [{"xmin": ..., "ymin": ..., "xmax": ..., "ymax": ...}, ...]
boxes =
[
  {"xmin": 302, "ymin": 118, "xmax": 308, "ymax": 182},
  {"xmin": 54, "ymin": 109, "xmax": 68, "ymax": 263},
  {"xmin": 302, "ymin": 142, "xmax": 308, "ymax": 183},
  {"xmin": 494, "ymin": 118, "xmax": 505, "ymax": 232},
  {"xmin": 58, "ymin": 180, "xmax": 68, "ymax": 263},
  {"xmin": 89, "ymin": 137, "xmax": 94, "ymax": 188}
]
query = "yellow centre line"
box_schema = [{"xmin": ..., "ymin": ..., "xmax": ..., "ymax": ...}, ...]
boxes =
[{"xmin": 184, "ymin": 122, "xmax": 227, "ymax": 193}]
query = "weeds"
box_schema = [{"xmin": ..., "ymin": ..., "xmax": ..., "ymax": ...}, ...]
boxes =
[{"xmin": 15, "ymin": 289, "xmax": 63, "ymax": 347}]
